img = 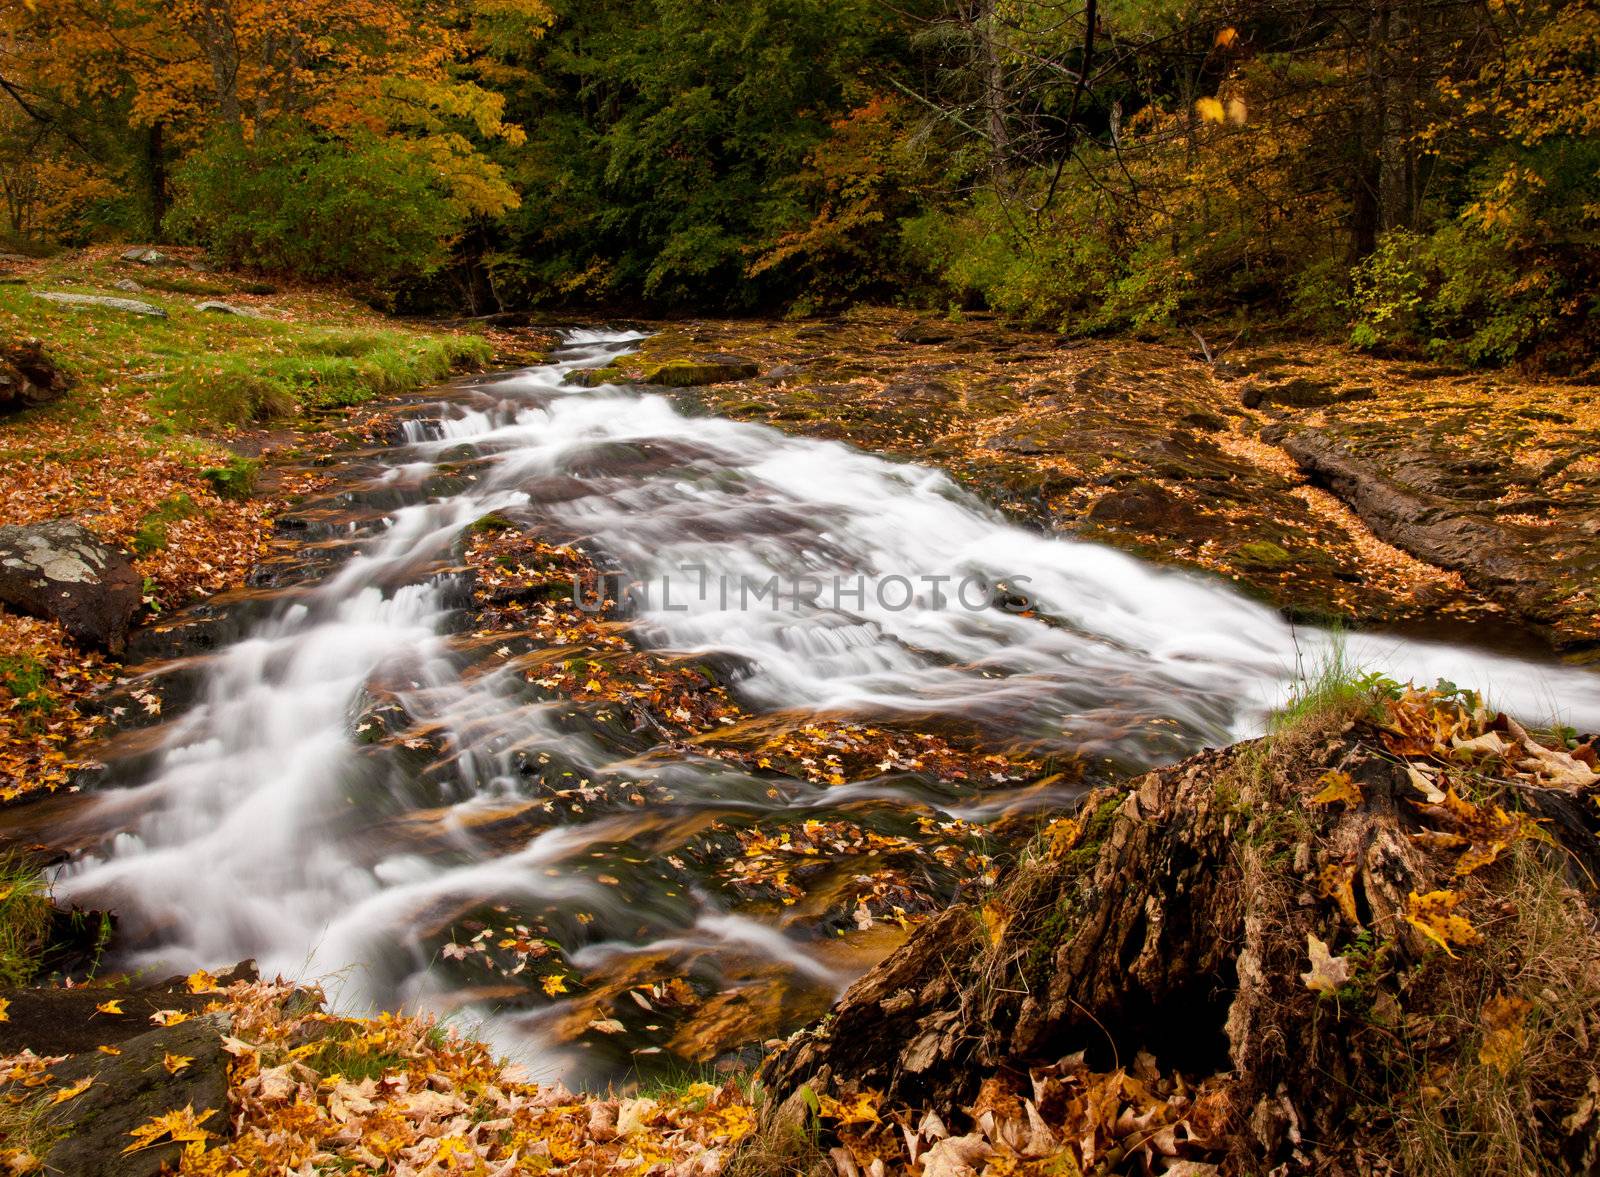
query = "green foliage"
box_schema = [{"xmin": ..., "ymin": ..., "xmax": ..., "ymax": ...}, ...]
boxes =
[
  {"xmin": 488, "ymin": 0, "xmax": 893, "ymax": 309},
  {"xmin": 201, "ymin": 455, "xmax": 261, "ymax": 500},
  {"xmin": 168, "ymin": 129, "xmax": 473, "ymax": 291},
  {"xmin": 0, "ymin": 654, "xmax": 55, "ymax": 717}
]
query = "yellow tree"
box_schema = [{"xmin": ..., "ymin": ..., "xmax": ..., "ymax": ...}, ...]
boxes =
[{"xmin": 5, "ymin": 0, "xmax": 551, "ymax": 221}]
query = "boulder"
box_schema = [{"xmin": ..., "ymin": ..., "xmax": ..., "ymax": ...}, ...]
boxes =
[
  {"xmin": 0, "ymin": 521, "xmax": 142, "ymax": 653},
  {"xmin": 0, "ymin": 339, "xmax": 71, "ymax": 413},
  {"xmin": 113, "ymin": 278, "xmax": 144, "ymax": 293},
  {"xmin": 118, "ymin": 247, "xmax": 176, "ymax": 267},
  {"xmin": 34, "ymin": 292, "xmax": 167, "ymax": 319},
  {"xmin": 30, "ymin": 1013, "xmax": 235, "ymax": 1177},
  {"xmin": 194, "ymin": 300, "xmax": 264, "ymax": 319},
  {"xmin": 641, "ymin": 355, "xmax": 759, "ymax": 387}
]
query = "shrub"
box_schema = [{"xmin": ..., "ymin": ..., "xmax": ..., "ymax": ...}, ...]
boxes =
[{"xmin": 169, "ymin": 129, "xmax": 470, "ymax": 291}]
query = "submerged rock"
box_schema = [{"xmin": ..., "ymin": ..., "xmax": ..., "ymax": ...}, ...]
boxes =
[
  {"xmin": 0, "ymin": 520, "xmax": 142, "ymax": 653},
  {"xmin": 34, "ymin": 292, "xmax": 168, "ymax": 318},
  {"xmin": 0, "ymin": 338, "xmax": 71, "ymax": 412}
]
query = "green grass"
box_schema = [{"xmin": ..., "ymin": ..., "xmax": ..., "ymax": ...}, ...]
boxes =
[
  {"xmin": 0, "ymin": 853, "xmax": 52, "ymax": 987},
  {"xmin": 1272, "ymin": 634, "xmax": 1394, "ymax": 731},
  {"xmin": 302, "ymin": 1029, "xmax": 408, "ymax": 1082},
  {"xmin": 132, "ymin": 492, "xmax": 201, "ymax": 554},
  {"xmin": 0, "ymin": 253, "xmax": 492, "ymax": 441}
]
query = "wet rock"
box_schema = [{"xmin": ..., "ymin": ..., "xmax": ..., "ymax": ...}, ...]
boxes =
[
  {"xmin": 1283, "ymin": 430, "xmax": 1550, "ymax": 610},
  {"xmin": 0, "ymin": 520, "xmax": 142, "ymax": 653},
  {"xmin": 879, "ymin": 379, "xmax": 956, "ymax": 403},
  {"xmin": 194, "ymin": 300, "xmax": 264, "ymax": 319},
  {"xmin": 32, "ymin": 1013, "xmax": 234, "ymax": 1177},
  {"xmin": 1180, "ymin": 410, "xmax": 1228, "ymax": 432},
  {"xmin": 1086, "ymin": 482, "xmax": 1207, "ymax": 534},
  {"xmin": 894, "ymin": 320, "xmax": 956, "ymax": 345},
  {"xmin": 564, "ymin": 365, "xmax": 625, "ymax": 388},
  {"xmin": 987, "ymin": 420, "xmax": 1074, "ymax": 456},
  {"xmin": 1236, "ymin": 540, "xmax": 1294, "ymax": 569},
  {"xmin": 0, "ymin": 338, "xmax": 71, "ymax": 412},
  {"xmin": 642, "ymin": 356, "xmax": 759, "ymax": 387},
  {"xmin": 34, "ymin": 292, "xmax": 167, "ymax": 318},
  {"xmin": 1241, "ymin": 377, "xmax": 1368, "ymax": 409},
  {"xmin": 118, "ymin": 247, "xmax": 176, "ymax": 267}
]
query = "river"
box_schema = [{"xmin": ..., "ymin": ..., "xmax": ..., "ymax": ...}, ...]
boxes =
[{"xmin": 52, "ymin": 329, "xmax": 1600, "ymax": 1083}]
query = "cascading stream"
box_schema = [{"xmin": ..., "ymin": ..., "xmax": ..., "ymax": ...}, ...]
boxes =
[{"xmin": 55, "ymin": 329, "xmax": 1600, "ymax": 1080}]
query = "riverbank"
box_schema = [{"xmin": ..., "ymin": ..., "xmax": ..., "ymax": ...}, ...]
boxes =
[{"xmin": 0, "ymin": 247, "xmax": 497, "ymax": 803}]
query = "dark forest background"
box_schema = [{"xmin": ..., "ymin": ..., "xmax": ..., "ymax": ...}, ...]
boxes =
[{"xmin": 4, "ymin": 0, "xmax": 1596, "ymax": 369}]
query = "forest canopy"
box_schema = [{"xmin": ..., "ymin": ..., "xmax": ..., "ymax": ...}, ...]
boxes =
[{"xmin": 3, "ymin": 0, "xmax": 1597, "ymax": 370}]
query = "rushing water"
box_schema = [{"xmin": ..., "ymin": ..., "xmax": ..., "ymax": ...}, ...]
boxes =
[{"xmin": 54, "ymin": 329, "xmax": 1600, "ymax": 1081}]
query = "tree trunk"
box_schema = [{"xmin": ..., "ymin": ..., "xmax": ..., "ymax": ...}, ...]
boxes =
[{"xmin": 757, "ymin": 709, "xmax": 1600, "ymax": 1168}]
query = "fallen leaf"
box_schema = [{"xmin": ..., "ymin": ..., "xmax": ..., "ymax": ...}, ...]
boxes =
[
  {"xmin": 94, "ymin": 1000, "xmax": 124, "ymax": 1016},
  {"xmin": 1405, "ymin": 889, "xmax": 1481, "ymax": 957},
  {"xmin": 121, "ymin": 1105, "xmax": 217, "ymax": 1154},
  {"xmin": 163, "ymin": 1053, "xmax": 193, "ymax": 1075},
  {"xmin": 1479, "ymin": 992, "xmax": 1532, "ymax": 1075},
  {"xmin": 1309, "ymin": 770, "xmax": 1361, "ymax": 807},
  {"xmin": 51, "ymin": 1076, "xmax": 93, "ymax": 1104},
  {"xmin": 1300, "ymin": 934, "xmax": 1351, "ymax": 995}
]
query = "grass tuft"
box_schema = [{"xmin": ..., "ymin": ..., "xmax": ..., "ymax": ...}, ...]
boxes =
[{"xmin": 0, "ymin": 853, "xmax": 52, "ymax": 987}]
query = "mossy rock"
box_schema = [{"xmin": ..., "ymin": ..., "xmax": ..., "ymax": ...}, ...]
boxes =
[
  {"xmin": 641, "ymin": 356, "xmax": 759, "ymax": 387},
  {"xmin": 1236, "ymin": 540, "xmax": 1295, "ymax": 569},
  {"xmin": 564, "ymin": 365, "xmax": 625, "ymax": 388}
]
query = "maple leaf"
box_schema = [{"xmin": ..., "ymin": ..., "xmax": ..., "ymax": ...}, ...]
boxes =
[
  {"xmin": 1300, "ymin": 934, "xmax": 1351, "ymax": 995},
  {"xmin": 1478, "ymin": 992, "xmax": 1532, "ymax": 1075},
  {"xmin": 1318, "ymin": 861, "xmax": 1360, "ymax": 926},
  {"xmin": 185, "ymin": 969, "xmax": 222, "ymax": 994},
  {"xmin": 94, "ymin": 999, "xmax": 124, "ymax": 1016},
  {"xmin": 818, "ymin": 1090, "xmax": 881, "ymax": 1126},
  {"xmin": 97, "ymin": 1045, "xmax": 122, "ymax": 1056},
  {"xmin": 1412, "ymin": 788, "xmax": 1547, "ymax": 877},
  {"xmin": 149, "ymin": 1009, "xmax": 190, "ymax": 1027},
  {"xmin": 1405, "ymin": 889, "xmax": 1481, "ymax": 957},
  {"xmin": 121, "ymin": 1105, "xmax": 217, "ymax": 1154},
  {"xmin": 50, "ymin": 1076, "xmax": 93, "ymax": 1104},
  {"xmin": 0, "ymin": 997, "xmax": 9, "ymax": 1023},
  {"xmin": 163, "ymin": 1053, "xmax": 193, "ymax": 1074},
  {"xmin": 1309, "ymin": 769, "xmax": 1361, "ymax": 807},
  {"xmin": 540, "ymin": 973, "xmax": 569, "ymax": 998}
]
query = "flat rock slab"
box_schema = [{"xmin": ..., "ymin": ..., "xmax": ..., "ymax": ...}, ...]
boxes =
[
  {"xmin": 34, "ymin": 292, "xmax": 167, "ymax": 319},
  {"xmin": 0, "ymin": 520, "xmax": 141, "ymax": 653},
  {"xmin": 34, "ymin": 1012, "xmax": 234, "ymax": 1177}
]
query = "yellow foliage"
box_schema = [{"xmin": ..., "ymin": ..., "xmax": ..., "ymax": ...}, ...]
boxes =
[{"xmin": 1405, "ymin": 889, "xmax": 1482, "ymax": 957}]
